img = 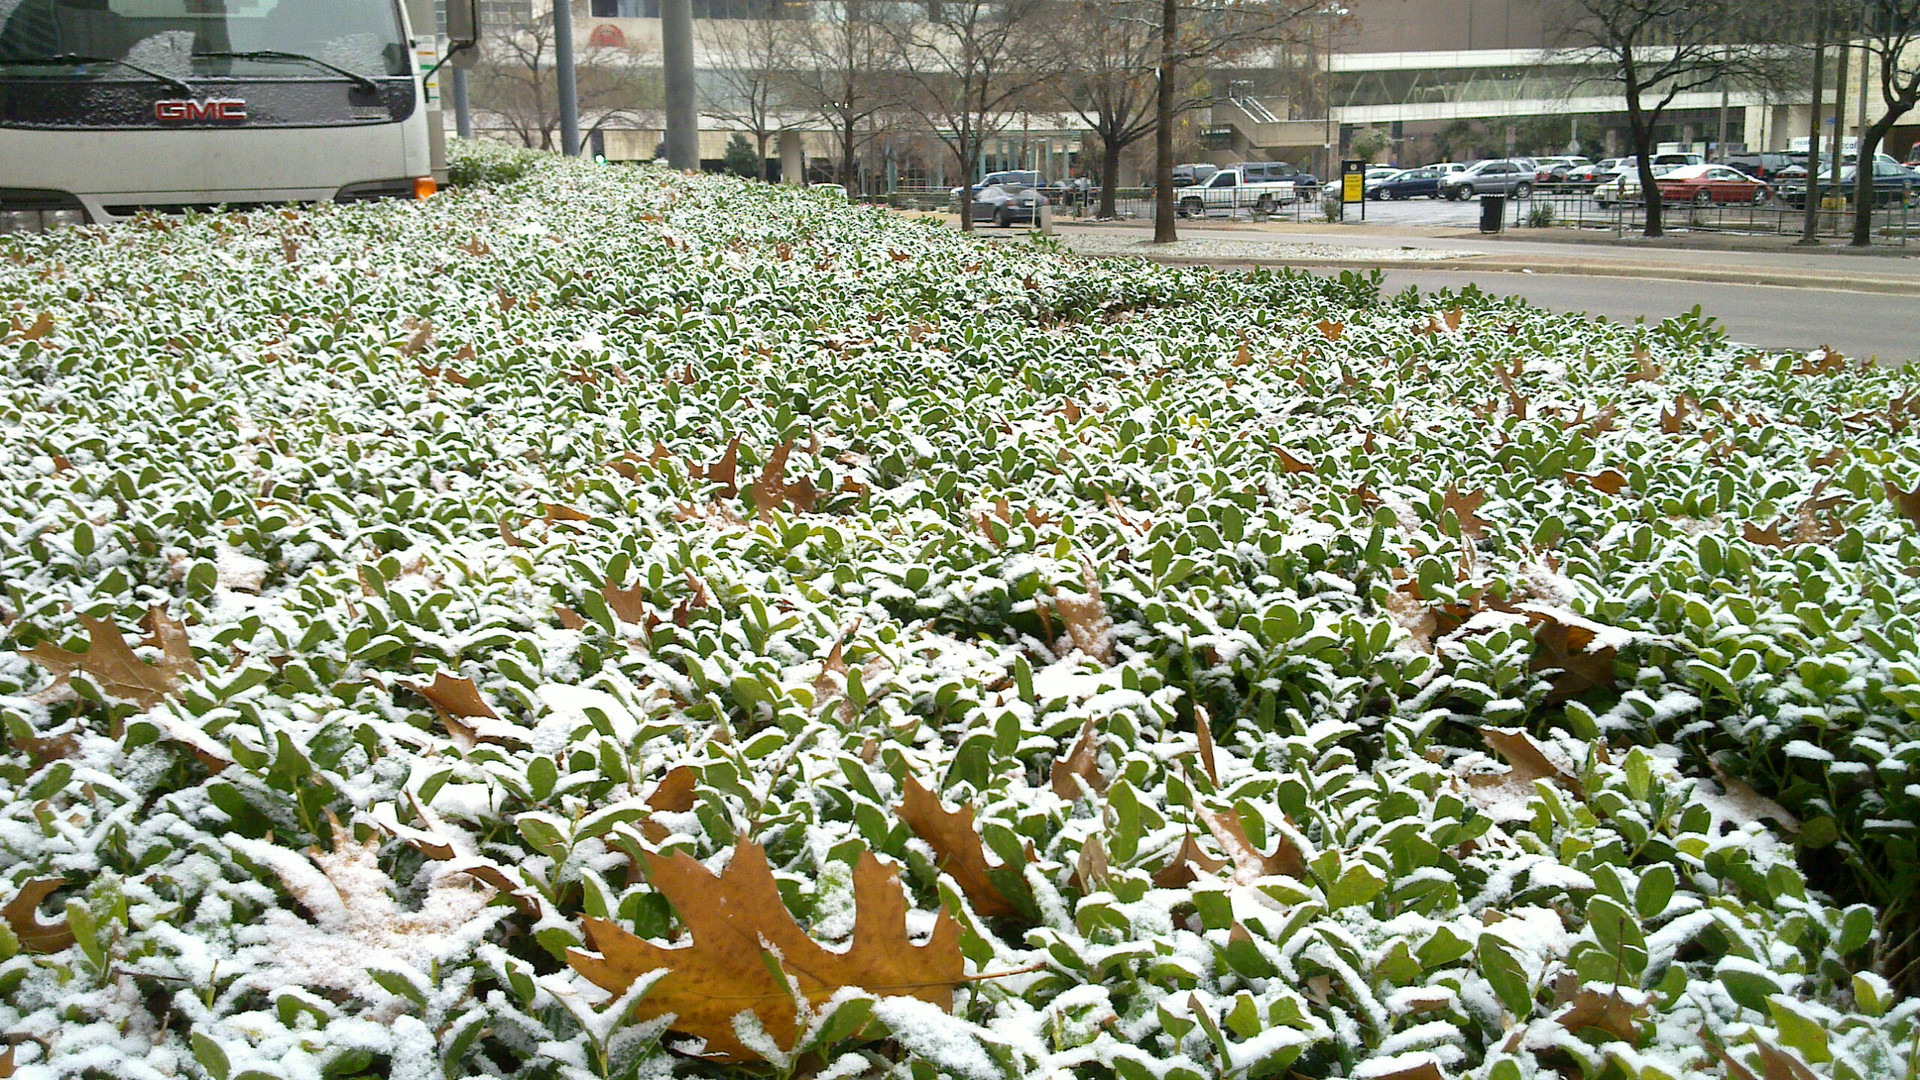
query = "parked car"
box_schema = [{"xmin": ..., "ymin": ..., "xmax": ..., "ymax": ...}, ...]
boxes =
[
  {"xmin": 1533, "ymin": 156, "xmax": 1592, "ymax": 186},
  {"xmin": 1424, "ymin": 162, "xmax": 1470, "ymax": 176},
  {"xmin": 1562, "ymin": 158, "xmax": 1624, "ymax": 187},
  {"xmin": 1239, "ymin": 160, "xmax": 1320, "ymax": 195},
  {"xmin": 1175, "ymin": 164, "xmax": 1299, "ymax": 218},
  {"xmin": 1370, "ymin": 167, "xmax": 1445, "ymax": 199},
  {"xmin": 1777, "ymin": 159, "xmax": 1919, "ymax": 209},
  {"xmin": 1654, "ymin": 164, "xmax": 1772, "ymax": 205},
  {"xmin": 1359, "ymin": 167, "xmax": 1405, "ymax": 196},
  {"xmin": 1438, "ymin": 159, "xmax": 1535, "ymax": 200},
  {"xmin": 948, "ymin": 170, "xmax": 1048, "ymax": 208},
  {"xmin": 1171, "ymin": 163, "xmax": 1219, "ymax": 188},
  {"xmin": 1722, "ymin": 152, "xmax": 1794, "ymax": 182},
  {"xmin": 1593, "ymin": 163, "xmax": 1684, "ymax": 207},
  {"xmin": 966, "ymin": 182, "xmax": 1048, "ymax": 227}
]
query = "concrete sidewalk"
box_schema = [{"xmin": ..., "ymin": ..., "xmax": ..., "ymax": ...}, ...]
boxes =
[{"xmin": 1042, "ymin": 219, "xmax": 1920, "ymax": 297}]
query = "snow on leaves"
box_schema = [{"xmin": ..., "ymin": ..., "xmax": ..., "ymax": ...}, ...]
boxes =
[{"xmin": 1, "ymin": 141, "xmax": 1916, "ymax": 1080}]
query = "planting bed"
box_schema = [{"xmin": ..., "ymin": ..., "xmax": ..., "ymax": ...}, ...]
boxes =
[{"xmin": 1, "ymin": 143, "xmax": 1918, "ymax": 1080}]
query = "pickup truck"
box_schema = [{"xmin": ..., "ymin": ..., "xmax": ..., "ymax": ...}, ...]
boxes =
[{"xmin": 1175, "ymin": 165, "xmax": 1298, "ymax": 218}]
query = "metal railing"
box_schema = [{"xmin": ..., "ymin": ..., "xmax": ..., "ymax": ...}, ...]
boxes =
[
  {"xmin": 1505, "ymin": 185, "xmax": 1916, "ymax": 246},
  {"xmin": 887, "ymin": 185, "xmax": 1343, "ymax": 225}
]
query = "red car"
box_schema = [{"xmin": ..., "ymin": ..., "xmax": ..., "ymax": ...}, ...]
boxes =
[{"xmin": 1654, "ymin": 164, "xmax": 1772, "ymax": 205}]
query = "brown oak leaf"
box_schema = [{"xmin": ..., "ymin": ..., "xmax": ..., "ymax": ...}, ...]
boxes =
[
  {"xmin": 645, "ymin": 766, "xmax": 698, "ymax": 813},
  {"xmin": 567, "ymin": 838, "xmax": 963, "ymax": 1063},
  {"xmin": 1202, "ymin": 809, "xmax": 1305, "ymax": 884},
  {"xmin": 1473, "ymin": 726, "xmax": 1583, "ymax": 798},
  {"xmin": 1150, "ymin": 832, "xmax": 1229, "ymax": 888},
  {"xmin": 1552, "ymin": 977, "xmax": 1645, "ymax": 1045},
  {"xmin": 1, "ymin": 879, "xmax": 74, "ymax": 953},
  {"xmin": 748, "ymin": 441, "xmax": 819, "ymax": 517},
  {"xmin": 896, "ymin": 775, "xmax": 1020, "ymax": 916},
  {"xmin": 21, "ymin": 608, "xmax": 202, "ymax": 710},
  {"xmin": 690, "ymin": 437, "xmax": 741, "ymax": 499},
  {"xmin": 1050, "ymin": 715, "xmax": 1108, "ymax": 800},
  {"xmin": 1441, "ymin": 487, "xmax": 1489, "ymax": 539}
]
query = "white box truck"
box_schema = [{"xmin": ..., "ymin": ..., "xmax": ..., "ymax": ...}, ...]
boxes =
[{"xmin": 0, "ymin": 0, "xmax": 479, "ymax": 232}]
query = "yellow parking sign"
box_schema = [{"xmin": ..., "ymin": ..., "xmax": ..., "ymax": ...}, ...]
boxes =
[{"xmin": 1341, "ymin": 160, "xmax": 1366, "ymax": 204}]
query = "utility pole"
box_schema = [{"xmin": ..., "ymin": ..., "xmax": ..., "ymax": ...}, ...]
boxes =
[
  {"xmin": 1800, "ymin": 2, "xmax": 1826, "ymax": 244},
  {"xmin": 451, "ymin": 65, "xmax": 472, "ymax": 139},
  {"xmin": 663, "ymin": 0, "xmax": 699, "ymax": 169},
  {"xmin": 553, "ymin": 0, "xmax": 580, "ymax": 156}
]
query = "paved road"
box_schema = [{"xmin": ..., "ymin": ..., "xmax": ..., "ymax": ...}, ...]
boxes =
[{"xmin": 1351, "ymin": 267, "xmax": 1916, "ymax": 364}]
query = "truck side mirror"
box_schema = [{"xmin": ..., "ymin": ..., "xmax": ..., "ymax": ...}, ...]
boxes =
[{"xmin": 446, "ymin": 0, "xmax": 482, "ymax": 69}]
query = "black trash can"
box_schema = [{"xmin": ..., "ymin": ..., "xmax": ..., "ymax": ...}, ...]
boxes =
[{"xmin": 1480, "ymin": 194, "xmax": 1506, "ymax": 233}]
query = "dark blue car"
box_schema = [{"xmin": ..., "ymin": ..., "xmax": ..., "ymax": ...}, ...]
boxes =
[{"xmin": 1370, "ymin": 167, "xmax": 1444, "ymax": 200}]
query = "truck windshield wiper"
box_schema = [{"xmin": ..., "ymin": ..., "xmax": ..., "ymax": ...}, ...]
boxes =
[
  {"xmin": 189, "ymin": 50, "xmax": 379, "ymax": 94},
  {"xmin": 0, "ymin": 53, "xmax": 194, "ymax": 94}
]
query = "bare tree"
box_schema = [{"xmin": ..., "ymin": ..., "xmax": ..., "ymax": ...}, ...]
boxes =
[
  {"xmin": 787, "ymin": 0, "xmax": 898, "ymax": 194},
  {"xmin": 1150, "ymin": 1, "xmax": 1330, "ymax": 243},
  {"xmin": 1035, "ymin": 0, "xmax": 1158, "ymax": 218},
  {"xmin": 883, "ymin": 0, "xmax": 1050, "ymax": 232},
  {"xmin": 1848, "ymin": 0, "xmax": 1920, "ymax": 247},
  {"xmin": 701, "ymin": 0, "xmax": 810, "ymax": 182},
  {"xmin": 471, "ymin": 4, "xmax": 660, "ymax": 152},
  {"xmin": 1550, "ymin": 0, "xmax": 1784, "ymax": 238}
]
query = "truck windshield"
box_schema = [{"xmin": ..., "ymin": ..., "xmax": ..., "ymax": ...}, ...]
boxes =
[{"xmin": 0, "ymin": 0, "xmax": 408, "ymax": 79}]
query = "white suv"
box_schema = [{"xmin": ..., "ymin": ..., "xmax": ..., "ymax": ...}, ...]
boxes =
[{"xmin": 1175, "ymin": 164, "xmax": 1299, "ymax": 218}]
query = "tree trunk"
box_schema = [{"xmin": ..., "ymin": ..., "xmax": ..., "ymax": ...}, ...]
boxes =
[
  {"xmin": 1099, "ymin": 136, "xmax": 1123, "ymax": 219},
  {"xmin": 1152, "ymin": 0, "xmax": 1177, "ymax": 244},
  {"xmin": 1852, "ymin": 111, "xmax": 1907, "ymax": 247},
  {"xmin": 757, "ymin": 132, "xmax": 772, "ymax": 182},
  {"xmin": 841, "ymin": 118, "xmax": 858, "ymax": 196},
  {"xmin": 1623, "ymin": 91, "xmax": 1663, "ymax": 238},
  {"xmin": 1801, "ymin": 2, "xmax": 1828, "ymax": 245},
  {"xmin": 956, "ymin": 130, "xmax": 975, "ymax": 233}
]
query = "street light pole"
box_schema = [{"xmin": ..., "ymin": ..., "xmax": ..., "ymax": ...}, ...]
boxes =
[
  {"xmin": 553, "ymin": 0, "xmax": 581, "ymax": 156},
  {"xmin": 662, "ymin": 0, "xmax": 699, "ymax": 169}
]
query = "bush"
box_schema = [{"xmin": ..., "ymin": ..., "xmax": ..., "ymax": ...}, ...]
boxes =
[
  {"xmin": 445, "ymin": 137, "xmax": 545, "ymax": 188},
  {"xmin": 1528, "ymin": 201, "xmax": 1557, "ymax": 228}
]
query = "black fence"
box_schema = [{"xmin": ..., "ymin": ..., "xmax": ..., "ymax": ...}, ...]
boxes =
[
  {"xmin": 885, "ymin": 186, "xmax": 1345, "ymax": 225},
  {"xmin": 1498, "ymin": 188, "xmax": 1917, "ymax": 245}
]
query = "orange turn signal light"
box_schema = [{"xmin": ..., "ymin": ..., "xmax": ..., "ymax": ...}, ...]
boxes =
[{"xmin": 413, "ymin": 177, "xmax": 438, "ymax": 200}]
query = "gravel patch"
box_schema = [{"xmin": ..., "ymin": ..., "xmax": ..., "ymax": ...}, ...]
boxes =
[{"xmin": 1051, "ymin": 231, "xmax": 1482, "ymax": 262}]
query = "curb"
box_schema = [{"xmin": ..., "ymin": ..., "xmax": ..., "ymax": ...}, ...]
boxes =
[{"xmin": 1075, "ymin": 250, "xmax": 1920, "ymax": 298}]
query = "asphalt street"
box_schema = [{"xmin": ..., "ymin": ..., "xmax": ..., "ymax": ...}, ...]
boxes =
[{"xmin": 1348, "ymin": 268, "xmax": 1916, "ymax": 364}]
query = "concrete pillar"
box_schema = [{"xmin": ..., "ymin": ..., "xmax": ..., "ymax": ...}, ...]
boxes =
[
  {"xmin": 553, "ymin": 0, "xmax": 580, "ymax": 156},
  {"xmin": 779, "ymin": 131, "xmax": 804, "ymax": 184},
  {"xmin": 662, "ymin": 0, "xmax": 698, "ymax": 169}
]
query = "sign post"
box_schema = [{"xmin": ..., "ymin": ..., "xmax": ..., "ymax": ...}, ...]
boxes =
[{"xmin": 1341, "ymin": 160, "xmax": 1366, "ymax": 221}]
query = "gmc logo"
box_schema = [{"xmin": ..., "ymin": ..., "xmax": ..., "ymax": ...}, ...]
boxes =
[{"xmin": 154, "ymin": 99, "xmax": 248, "ymax": 123}]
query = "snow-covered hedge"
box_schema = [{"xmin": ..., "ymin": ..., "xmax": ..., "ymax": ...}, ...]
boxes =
[{"xmin": 1, "ymin": 143, "xmax": 1917, "ymax": 1080}]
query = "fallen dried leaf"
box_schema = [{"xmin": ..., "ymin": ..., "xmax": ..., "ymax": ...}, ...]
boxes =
[
  {"xmin": 1, "ymin": 879, "xmax": 74, "ymax": 953},
  {"xmin": 1441, "ymin": 488, "xmax": 1488, "ymax": 539},
  {"xmin": 1150, "ymin": 832, "xmax": 1229, "ymax": 888},
  {"xmin": 1708, "ymin": 760, "xmax": 1798, "ymax": 833},
  {"xmin": 567, "ymin": 838, "xmax": 963, "ymax": 1062},
  {"xmin": 748, "ymin": 441, "xmax": 819, "ymax": 516},
  {"xmin": 645, "ymin": 766, "xmax": 698, "ymax": 813},
  {"xmin": 20, "ymin": 608, "xmax": 202, "ymax": 710},
  {"xmin": 896, "ymin": 775, "xmax": 1019, "ymax": 916},
  {"xmin": 1201, "ymin": 809, "xmax": 1304, "ymax": 884},
  {"xmin": 1474, "ymin": 726, "xmax": 1582, "ymax": 797},
  {"xmin": 1050, "ymin": 715, "xmax": 1107, "ymax": 800}
]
